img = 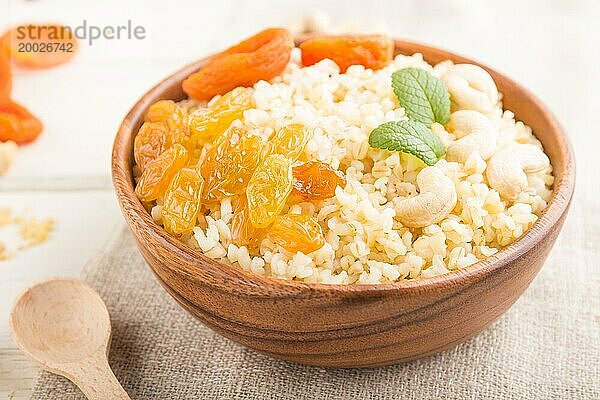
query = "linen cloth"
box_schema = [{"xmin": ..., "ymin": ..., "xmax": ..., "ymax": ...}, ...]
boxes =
[{"xmin": 30, "ymin": 195, "xmax": 599, "ymax": 399}]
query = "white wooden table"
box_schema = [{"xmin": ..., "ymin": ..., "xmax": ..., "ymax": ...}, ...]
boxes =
[{"xmin": 1, "ymin": 0, "xmax": 597, "ymax": 398}]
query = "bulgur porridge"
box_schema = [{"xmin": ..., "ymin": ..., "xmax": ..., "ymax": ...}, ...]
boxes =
[{"xmin": 133, "ymin": 29, "xmax": 554, "ymax": 284}]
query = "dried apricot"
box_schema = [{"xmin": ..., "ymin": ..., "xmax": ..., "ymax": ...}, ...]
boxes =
[
  {"xmin": 134, "ymin": 122, "xmax": 173, "ymax": 172},
  {"xmin": 0, "ymin": 39, "xmax": 11, "ymax": 101},
  {"xmin": 182, "ymin": 28, "xmax": 294, "ymax": 101},
  {"xmin": 135, "ymin": 143, "xmax": 189, "ymax": 202},
  {"xmin": 268, "ymin": 214, "xmax": 325, "ymax": 254},
  {"xmin": 188, "ymin": 87, "xmax": 253, "ymax": 145},
  {"xmin": 2, "ymin": 24, "xmax": 78, "ymax": 69},
  {"xmin": 202, "ymin": 127, "xmax": 264, "ymax": 202},
  {"xmin": 0, "ymin": 99, "xmax": 43, "ymax": 144},
  {"xmin": 292, "ymin": 161, "xmax": 346, "ymax": 201},
  {"xmin": 299, "ymin": 34, "xmax": 394, "ymax": 73},
  {"xmin": 246, "ymin": 154, "xmax": 293, "ymax": 228},
  {"xmin": 267, "ymin": 124, "xmax": 312, "ymax": 161},
  {"xmin": 230, "ymin": 196, "xmax": 266, "ymax": 250},
  {"xmin": 161, "ymin": 167, "xmax": 204, "ymax": 236}
]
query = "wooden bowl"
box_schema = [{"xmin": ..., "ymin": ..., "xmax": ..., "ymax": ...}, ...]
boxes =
[{"xmin": 112, "ymin": 39, "xmax": 575, "ymax": 368}]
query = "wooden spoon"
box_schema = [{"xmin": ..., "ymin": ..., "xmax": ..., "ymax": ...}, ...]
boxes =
[{"xmin": 9, "ymin": 278, "xmax": 130, "ymax": 399}]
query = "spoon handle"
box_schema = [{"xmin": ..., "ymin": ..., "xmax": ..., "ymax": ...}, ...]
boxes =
[{"xmin": 70, "ymin": 355, "xmax": 131, "ymax": 400}]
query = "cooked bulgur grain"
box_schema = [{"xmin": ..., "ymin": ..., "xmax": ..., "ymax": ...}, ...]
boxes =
[{"xmin": 147, "ymin": 48, "xmax": 553, "ymax": 284}]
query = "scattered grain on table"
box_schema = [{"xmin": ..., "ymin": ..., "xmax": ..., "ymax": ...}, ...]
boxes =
[{"xmin": 0, "ymin": 208, "xmax": 54, "ymax": 260}]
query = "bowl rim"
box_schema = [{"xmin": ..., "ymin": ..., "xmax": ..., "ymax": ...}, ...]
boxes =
[{"xmin": 112, "ymin": 37, "xmax": 575, "ymax": 296}]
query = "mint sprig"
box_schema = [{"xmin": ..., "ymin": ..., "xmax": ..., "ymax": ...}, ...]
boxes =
[
  {"xmin": 368, "ymin": 67, "xmax": 450, "ymax": 165},
  {"xmin": 369, "ymin": 120, "xmax": 445, "ymax": 166},
  {"xmin": 392, "ymin": 68, "xmax": 450, "ymax": 126}
]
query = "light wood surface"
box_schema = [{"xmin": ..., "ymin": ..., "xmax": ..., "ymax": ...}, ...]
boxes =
[
  {"xmin": 1, "ymin": 0, "xmax": 597, "ymax": 395},
  {"xmin": 112, "ymin": 38, "xmax": 575, "ymax": 367},
  {"xmin": 9, "ymin": 279, "xmax": 130, "ymax": 400}
]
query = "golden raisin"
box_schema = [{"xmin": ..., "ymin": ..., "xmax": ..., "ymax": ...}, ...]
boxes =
[
  {"xmin": 267, "ymin": 124, "xmax": 312, "ymax": 161},
  {"xmin": 202, "ymin": 127, "xmax": 264, "ymax": 202},
  {"xmin": 299, "ymin": 34, "xmax": 394, "ymax": 73},
  {"xmin": 246, "ymin": 154, "xmax": 293, "ymax": 228},
  {"xmin": 134, "ymin": 122, "xmax": 173, "ymax": 172},
  {"xmin": 188, "ymin": 87, "xmax": 253, "ymax": 145},
  {"xmin": 135, "ymin": 143, "xmax": 189, "ymax": 202},
  {"xmin": 182, "ymin": 28, "xmax": 294, "ymax": 101},
  {"xmin": 292, "ymin": 161, "xmax": 346, "ymax": 201},
  {"xmin": 199, "ymin": 128, "xmax": 230, "ymax": 180},
  {"xmin": 145, "ymin": 100, "xmax": 187, "ymax": 132},
  {"xmin": 230, "ymin": 196, "xmax": 266, "ymax": 250},
  {"xmin": 161, "ymin": 167, "xmax": 204, "ymax": 236},
  {"xmin": 268, "ymin": 214, "xmax": 325, "ymax": 254}
]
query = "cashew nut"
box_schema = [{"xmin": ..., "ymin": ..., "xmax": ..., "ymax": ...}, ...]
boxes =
[
  {"xmin": 394, "ymin": 167, "xmax": 457, "ymax": 228},
  {"xmin": 446, "ymin": 110, "xmax": 497, "ymax": 163},
  {"xmin": 442, "ymin": 64, "xmax": 499, "ymax": 113},
  {"xmin": 0, "ymin": 141, "xmax": 17, "ymax": 176},
  {"xmin": 486, "ymin": 144, "xmax": 550, "ymax": 200}
]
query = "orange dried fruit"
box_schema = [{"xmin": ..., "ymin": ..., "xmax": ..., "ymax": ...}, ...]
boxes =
[
  {"xmin": 145, "ymin": 100, "xmax": 187, "ymax": 132},
  {"xmin": 246, "ymin": 154, "xmax": 293, "ymax": 228},
  {"xmin": 149, "ymin": 100, "xmax": 192, "ymax": 149},
  {"xmin": 199, "ymin": 129, "xmax": 229, "ymax": 180},
  {"xmin": 0, "ymin": 40, "xmax": 11, "ymax": 101},
  {"xmin": 292, "ymin": 161, "xmax": 346, "ymax": 201},
  {"xmin": 299, "ymin": 34, "xmax": 394, "ymax": 73},
  {"xmin": 230, "ymin": 196, "xmax": 266, "ymax": 250},
  {"xmin": 161, "ymin": 167, "xmax": 205, "ymax": 236},
  {"xmin": 182, "ymin": 28, "xmax": 294, "ymax": 101},
  {"xmin": 202, "ymin": 127, "xmax": 264, "ymax": 202},
  {"xmin": 0, "ymin": 99, "xmax": 43, "ymax": 144},
  {"xmin": 268, "ymin": 123, "xmax": 312, "ymax": 161},
  {"xmin": 135, "ymin": 143, "xmax": 189, "ymax": 202},
  {"xmin": 268, "ymin": 214, "xmax": 325, "ymax": 254},
  {"xmin": 188, "ymin": 87, "xmax": 253, "ymax": 145},
  {"xmin": 2, "ymin": 24, "xmax": 79, "ymax": 69},
  {"xmin": 134, "ymin": 122, "xmax": 173, "ymax": 172}
]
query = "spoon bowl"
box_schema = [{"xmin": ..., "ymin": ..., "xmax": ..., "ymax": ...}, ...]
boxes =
[
  {"xmin": 10, "ymin": 278, "xmax": 110, "ymax": 367},
  {"xmin": 10, "ymin": 278, "xmax": 130, "ymax": 400}
]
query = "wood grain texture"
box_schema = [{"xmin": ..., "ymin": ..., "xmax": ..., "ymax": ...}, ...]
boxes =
[
  {"xmin": 9, "ymin": 279, "xmax": 131, "ymax": 399},
  {"xmin": 111, "ymin": 39, "xmax": 575, "ymax": 368}
]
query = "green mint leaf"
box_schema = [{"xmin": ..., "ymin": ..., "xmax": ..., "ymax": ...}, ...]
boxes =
[
  {"xmin": 392, "ymin": 68, "xmax": 451, "ymax": 126},
  {"xmin": 368, "ymin": 120, "xmax": 445, "ymax": 166}
]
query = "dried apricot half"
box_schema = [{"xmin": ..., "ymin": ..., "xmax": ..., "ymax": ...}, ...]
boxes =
[
  {"xmin": 0, "ymin": 40, "xmax": 11, "ymax": 101},
  {"xmin": 0, "ymin": 99, "xmax": 43, "ymax": 144},
  {"xmin": 299, "ymin": 34, "xmax": 394, "ymax": 73},
  {"xmin": 182, "ymin": 28, "xmax": 294, "ymax": 101},
  {"xmin": 2, "ymin": 24, "xmax": 79, "ymax": 69}
]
